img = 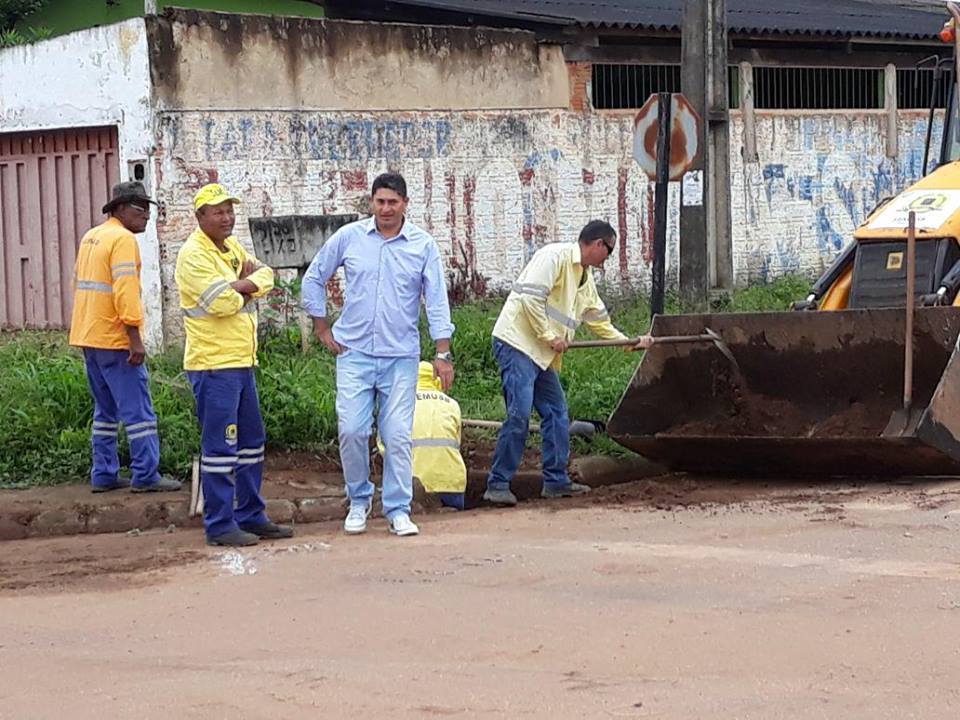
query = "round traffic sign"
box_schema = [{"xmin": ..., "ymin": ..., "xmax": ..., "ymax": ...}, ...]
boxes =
[{"xmin": 632, "ymin": 93, "xmax": 702, "ymax": 181}]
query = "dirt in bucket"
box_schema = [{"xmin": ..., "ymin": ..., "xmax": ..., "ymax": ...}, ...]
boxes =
[{"xmin": 663, "ymin": 389, "xmax": 891, "ymax": 438}]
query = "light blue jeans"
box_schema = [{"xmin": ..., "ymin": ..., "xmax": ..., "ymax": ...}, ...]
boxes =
[
  {"xmin": 486, "ymin": 338, "xmax": 571, "ymax": 492},
  {"xmin": 335, "ymin": 349, "xmax": 419, "ymax": 519}
]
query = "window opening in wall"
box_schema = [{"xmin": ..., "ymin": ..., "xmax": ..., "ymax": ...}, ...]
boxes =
[
  {"xmin": 897, "ymin": 66, "xmax": 953, "ymax": 109},
  {"xmin": 590, "ymin": 63, "xmax": 946, "ymax": 112},
  {"xmin": 752, "ymin": 67, "xmax": 883, "ymax": 109},
  {"xmin": 591, "ymin": 63, "xmax": 740, "ymax": 110}
]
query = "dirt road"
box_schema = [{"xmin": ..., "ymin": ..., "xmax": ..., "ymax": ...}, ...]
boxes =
[{"xmin": 2, "ymin": 476, "xmax": 960, "ymax": 719}]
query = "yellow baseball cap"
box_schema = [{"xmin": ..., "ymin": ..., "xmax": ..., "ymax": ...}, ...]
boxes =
[{"xmin": 193, "ymin": 183, "xmax": 241, "ymax": 210}]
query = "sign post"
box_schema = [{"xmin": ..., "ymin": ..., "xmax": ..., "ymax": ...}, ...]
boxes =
[
  {"xmin": 651, "ymin": 92, "xmax": 672, "ymax": 316},
  {"xmin": 633, "ymin": 93, "xmax": 702, "ymax": 317}
]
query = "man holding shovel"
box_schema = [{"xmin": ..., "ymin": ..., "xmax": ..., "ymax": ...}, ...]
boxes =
[{"xmin": 484, "ymin": 220, "xmax": 649, "ymax": 506}]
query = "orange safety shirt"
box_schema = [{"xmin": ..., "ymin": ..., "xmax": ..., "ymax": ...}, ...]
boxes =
[{"xmin": 68, "ymin": 217, "xmax": 144, "ymax": 349}]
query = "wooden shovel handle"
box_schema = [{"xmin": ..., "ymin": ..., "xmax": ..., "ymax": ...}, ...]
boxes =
[{"xmin": 567, "ymin": 335, "xmax": 715, "ymax": 349}]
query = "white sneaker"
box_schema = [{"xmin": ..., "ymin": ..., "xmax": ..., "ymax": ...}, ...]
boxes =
[
  {"xmin": 388, "ymin": 513, "xmax": 420, "ymax": 537},
  {"xmin": 344, "ymin": 503, "xmax": 371, "ymax": 534}
]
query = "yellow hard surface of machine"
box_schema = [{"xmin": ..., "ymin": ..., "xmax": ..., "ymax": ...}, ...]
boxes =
[
  {"xmin": 606, "ymin": 3, "xmax": 960, "ymax": 477},
  {"xmin": 807, "ymin": 160, "xmax": 960, "ymax": 312}
]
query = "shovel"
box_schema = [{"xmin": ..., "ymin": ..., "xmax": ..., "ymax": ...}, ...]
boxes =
[
  {"xmin": 884, "ymin": 211, "xmax": 924, "ymax": 436},
  {"xmin": 567, "ymin": 326, "xmax": 741, "ymax": 374}
]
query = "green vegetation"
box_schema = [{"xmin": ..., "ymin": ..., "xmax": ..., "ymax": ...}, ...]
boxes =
[
  {"xmin": 14, "ymin": 0, "xmax": 324, "ymax": 41},
  {"xmin": 0, "ymin": 0, "xmax": 51, "ymax": 47},
  {"xmin": 0, "ymin": 276, "xmax": 811, "ymax": 488}
]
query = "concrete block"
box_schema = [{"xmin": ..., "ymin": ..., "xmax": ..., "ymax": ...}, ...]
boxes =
[
  {"xmin": 296, "ymin": 497, "xmax": 343, "ymax": 524},
  {"xmin": 0, "ymin": 516, "xmax": 30, "ymax": 541},
  {"xmin": 85, "ymin": 504, "xmax": 149, "ymax": 535},
  {"xmin": 162, "ymin": 500, "xmax": 193, "ymax": 528},
  {"xmin": 265, "ymin": 498, "xmax": 296, "ymax": 523},
  {"xmin": 31, "ymin": 508, "xmax": 85, "ymax": 537}
]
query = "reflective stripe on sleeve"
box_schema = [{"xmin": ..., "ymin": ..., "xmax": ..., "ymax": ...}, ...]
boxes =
[
  {"xmin": 197, "ymin": 280, "xmax": 232, "ymax": 309},
  {"xmin": 76, "ymin": 280, "xmax": 113, "ymax": 293},
  {"xmin": 511, "ymin": 282, "xmax": 550, "ymax": 299},
  {"xmin": 545, "ymin": 304, "xmax": 578, "ymax": 330}
]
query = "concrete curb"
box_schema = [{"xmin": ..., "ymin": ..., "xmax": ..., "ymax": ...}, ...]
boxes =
[{"xmin": 0, "ymin": 454, "xmax": 664, "ymax": 541}]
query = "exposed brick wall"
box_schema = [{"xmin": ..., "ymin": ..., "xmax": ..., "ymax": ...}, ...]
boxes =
[{"xmin": 567, "ymin": 62, "xmax": 592, "ymax": 112}]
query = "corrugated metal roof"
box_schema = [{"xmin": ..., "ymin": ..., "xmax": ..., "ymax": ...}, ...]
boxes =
[{"xmin": 373, "ymin": 0, "xmax": 949, "ymax": 39}]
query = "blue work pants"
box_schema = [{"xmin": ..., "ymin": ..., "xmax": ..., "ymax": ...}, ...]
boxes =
[
  {"xmin": 187, "ymin": 368, "xmax": 268, "ymax": 538},
  {"xmin": 82, "ymin": 348, "xmax": 161, "ymax": 489}
]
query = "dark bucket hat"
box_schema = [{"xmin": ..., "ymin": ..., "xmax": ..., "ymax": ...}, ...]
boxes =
[{"xmin": 102, "ymin": 181, "xmax": 158, "ymax": 214}]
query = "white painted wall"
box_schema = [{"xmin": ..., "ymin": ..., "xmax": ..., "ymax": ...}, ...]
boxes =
[{"xmin": 0, "ymin": 19, "xmax": 164, "ymax": 350}]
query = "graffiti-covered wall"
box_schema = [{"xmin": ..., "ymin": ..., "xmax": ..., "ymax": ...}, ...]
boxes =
[
  {"xmin": 155, "ymin": 106, "xmax": 940, "ymax": 336},
  {"xmin": 154, "ymin": 109, "xmax": 681, "ymax": 337},
  {"xmin": 730, "ymin": 110, "xmax": 941, "ymax": 284}
]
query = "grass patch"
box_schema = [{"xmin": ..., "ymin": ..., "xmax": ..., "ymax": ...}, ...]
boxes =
[{"xmin": 0, "ymin": 275, "xmax": 812, "ymax": 488}]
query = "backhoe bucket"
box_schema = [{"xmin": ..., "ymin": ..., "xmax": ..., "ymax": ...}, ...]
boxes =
[{"xmin": 606, "ymin": 307, "xmax": 960, "ymax": 477}]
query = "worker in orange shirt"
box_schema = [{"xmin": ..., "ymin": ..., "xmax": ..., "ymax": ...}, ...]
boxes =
[{"xmin": 69, "ymin": 181, "xmax": 181, "ymax": 494}]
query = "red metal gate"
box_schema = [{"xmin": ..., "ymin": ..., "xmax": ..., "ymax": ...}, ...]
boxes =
[{"xmin": 0, "ymin": 126, "xmax": 120, "ymax": 329}]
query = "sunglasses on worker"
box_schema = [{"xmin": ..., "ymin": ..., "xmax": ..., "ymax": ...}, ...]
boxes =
[{"xmin": 601, "ymin": 237, "xmax": 615, "ymax": 254}]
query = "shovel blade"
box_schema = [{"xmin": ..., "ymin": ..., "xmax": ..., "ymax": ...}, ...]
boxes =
[{"xmin": 882, "ymin": 406, "xmax": 924, "ymax": 437}]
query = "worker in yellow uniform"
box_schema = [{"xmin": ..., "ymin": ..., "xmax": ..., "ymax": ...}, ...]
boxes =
[
  {"xmin": 484, "ymin": 220, "xmax": 651, "ymax": 506},
  {"xmin": 69, "ymin": 181, "xmax": 181, "ymax": 494},
  {"xmin": 410, "ymin": 361, "xmax": 468, "ymax": 509},
  {"xmin": 175, "ymin": 183, "xmax": 293, "ymax": 547}
]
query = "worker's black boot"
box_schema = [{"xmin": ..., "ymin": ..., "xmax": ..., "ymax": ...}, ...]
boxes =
[
  {"xmin": 206, "ymin": 529, "xmax": 259, "ymax": 547},
  {"xmin": 541, "ymin": 482, "xmax": 591, "ymax": 499}
]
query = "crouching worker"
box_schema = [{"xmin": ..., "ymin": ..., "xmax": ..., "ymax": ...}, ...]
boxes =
[
  {"xmin": 175, "ymin": 183, "xmax": 293, "ymax": 547},
  {"xmin": 411, "ymin": 362, "xmax": 467, "ymax": 509}
]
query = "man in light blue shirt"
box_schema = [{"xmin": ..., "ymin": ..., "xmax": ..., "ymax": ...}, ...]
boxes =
[{"xmin": 302, "ymin": 172, "xmax": 455, "ymax": 537}]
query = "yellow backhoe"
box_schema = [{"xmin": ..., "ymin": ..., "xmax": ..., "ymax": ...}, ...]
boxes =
[{"xmin": 606, "ymin": 2, "xmax": 960, "ymax": 477}]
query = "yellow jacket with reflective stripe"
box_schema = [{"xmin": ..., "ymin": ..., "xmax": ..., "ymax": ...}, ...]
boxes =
[
  {"xmin": 379, "ymin": 362, "xmax": 466, "ymax": 494},
  {"xmin": 492, "ymin": 242, "xmax": 626, "ymax": 370},
  {"xmin": 69, "ymin": 217, "xmax": 144, "ymax": 350},
  {"xmin": 174, "ymin": 228, "xmax": 274, "ymax": 371}
]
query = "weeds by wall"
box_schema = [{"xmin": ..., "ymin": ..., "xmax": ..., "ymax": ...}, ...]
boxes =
[{"xmin": 0, "ymin": 277, "xmax": 811, "ymax": 488}]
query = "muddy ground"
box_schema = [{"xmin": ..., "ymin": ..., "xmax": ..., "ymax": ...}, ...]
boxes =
[{"xmin": 2, "ymin": 473, "xmax": 959, "ymax": 718}]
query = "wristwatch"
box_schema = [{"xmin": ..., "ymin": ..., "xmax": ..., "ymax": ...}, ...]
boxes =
[{"xmin": 435, "ymin": 351, "xmax": 453, "ymax": 362}]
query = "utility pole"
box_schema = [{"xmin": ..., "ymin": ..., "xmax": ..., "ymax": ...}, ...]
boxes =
[{"xmin": 680, "ymin": 0, "xmax": 732, "ymax": 310}]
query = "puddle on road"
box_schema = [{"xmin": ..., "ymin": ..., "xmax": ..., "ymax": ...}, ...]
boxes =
[{"xmin": 213, "ymin": 542, "xmax": 332, "ymax": 576}]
